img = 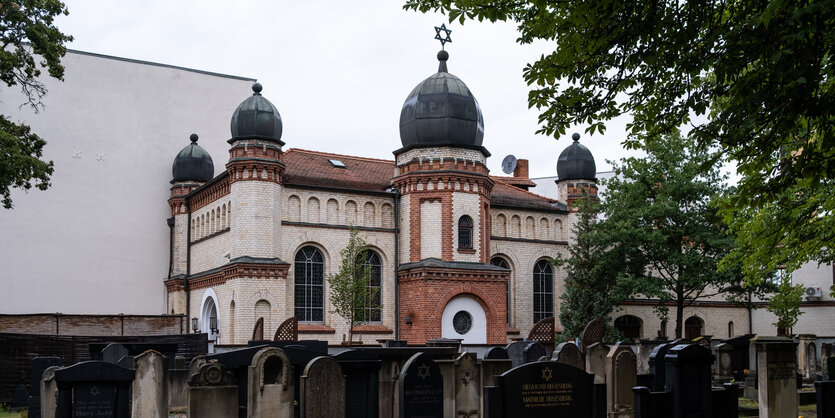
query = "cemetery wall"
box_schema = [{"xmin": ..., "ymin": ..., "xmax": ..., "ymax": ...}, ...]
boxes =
[{"xmin": 0, "ymin": 313, "xmax": 185, "ymax": 336}]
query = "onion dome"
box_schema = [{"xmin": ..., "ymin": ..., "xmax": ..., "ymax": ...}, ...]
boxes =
[
  {"xmin": 229, "ymin": 82, "xmax": 283, "ymax": 145},
  {"xmin": 399, "ymin": 50, "xmax": 484, "ymax": 150},
  {"xmin": 172, "ymin": 134, "xmax": 214, "ymax": 183},
  {"xmin": 557, "ymin": 133, "xmax": 597, "ymax": 181}
]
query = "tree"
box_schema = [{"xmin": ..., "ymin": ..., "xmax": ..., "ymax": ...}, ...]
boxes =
[
  {"xmin": 327, "ymin": 228, "xmax": 379, "ymax": 344},
  {"xmin": 554, "ymin": 190, "xmax": 626, "ymax": 340},
  {"xmin": 596, "ymin": 131, "xmax": 758, "ymax": 339},
  {"xmin": 404, "ymin": 0, "xmax": 835, "ymax": 279},
  {"xmin": 1, "ymin": 0, "xmax": 72, "ymax": 208},
  {"xmin": 766, "ymin": 272, "xmax": 805, "ymax": 335}
]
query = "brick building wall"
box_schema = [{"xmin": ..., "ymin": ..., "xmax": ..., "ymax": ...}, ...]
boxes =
[{"xmin": 0, "ymin": 314, "xmax": 185, "ymax": 336}]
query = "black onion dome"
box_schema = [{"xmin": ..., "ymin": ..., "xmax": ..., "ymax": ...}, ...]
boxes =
[
  {"xmin": 557, "ymin": 133, "xmax": 597, "ymax": 181},
  {"xmin": 399, "ymin": 51, "xmax": 484, "ymax": 149},
  {"xmin": 229, "ymin": 82, "xmax": 283, "ymax": 144},
  {"xmin": 172, "ymin": 134, "xmax": 214, "ymax": 183}
]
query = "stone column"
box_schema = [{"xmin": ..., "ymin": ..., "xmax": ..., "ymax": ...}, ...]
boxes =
[{"xmin": 753, "ymin": 336, "xmax": 797, "ymax": 418}]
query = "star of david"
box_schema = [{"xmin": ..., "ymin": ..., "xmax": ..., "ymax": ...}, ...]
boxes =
[
  {"xmin": 90, "ymin": 386, "xmax": 100, "ymax": 397},
  {"xmin": 434, "ymin": 24, "xmax": 452, "ymax": 48},
  {"xmin": 417, "ymin": 363, "xmax": 431, "ymax": 379},
  {"xmin": 541, "ymin": 367, "xmax": 553, "ymax": 382}
]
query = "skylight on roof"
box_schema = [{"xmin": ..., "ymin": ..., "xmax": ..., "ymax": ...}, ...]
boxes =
[{"xmin": 328, "ymin": 159, "xmax": 346, "ymax": 168}]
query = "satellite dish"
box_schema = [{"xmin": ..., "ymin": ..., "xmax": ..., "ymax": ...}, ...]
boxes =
[{"xmin": 501, "ymin": 155, "xmax": 517, "ymax": 175}]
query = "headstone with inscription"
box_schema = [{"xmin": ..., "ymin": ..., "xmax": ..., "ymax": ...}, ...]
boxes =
[
  {"xmin": 585, "ymin": 342, "xmax": 609, "ymax": 384},
  {"xmin": 714, "ymin": 343, "xmax": 734, "ymax": 381},
  {"xmin": 131, "ymin": 350, "xmax": 167, "ymax": 418},
  {"xmin": 452, "ymin": 353, "xmax": 481, "ymax": 418},
  {"xmin": 187, "ymin": 361, "xmax": 238, "ymax": 417},
  {"xmin": 606, "ymin": 344, "xmax": 637, "ymax": 418},
  {"xmin": 805, "ymin": 341, "xmax": 818, "ymax": 381},
  {"xmin": 334, "ymin": 350, "xmax": 381, "ymax": 418},
  {"xmin": 753, "ymin": 336, "xmax": 798, "ymax": 418},
  {"xmin": 397, "ymin": 352, "xmax": 444, "ymax": 418},
  {"xmin": 53, "ymin": 361, "xmax": 135, "ymax": 418},
  {"xmin": 552, "ymin": 342, "xmax": 584, "ymax": 370},
  {"xmin": 247, "ymin": 347, "xmax": 293, "ymax": 418},
  {"xmin": 484, "ymin": 361, "xmax": 594, "ymax": 418}
]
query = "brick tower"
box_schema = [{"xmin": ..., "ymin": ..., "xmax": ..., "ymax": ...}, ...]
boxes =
[{"xmin": 393, "ymin": 49, "xmax": 509, "ymax": 344}]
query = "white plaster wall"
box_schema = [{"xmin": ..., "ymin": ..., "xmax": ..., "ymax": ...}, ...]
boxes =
[{"xmin": 0, "ymin": 50, "xmax": 255, "ymax": 314}]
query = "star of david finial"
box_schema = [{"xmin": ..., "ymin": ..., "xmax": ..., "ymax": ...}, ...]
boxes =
[
  {"xmin": 434, "ymin": 24, "xmax": 452, "ymax": 49},
  {"xmin": 541, "ymin": 367, "xmax": 553, "ymax": 382},
  {"xmin": 417, "ymin": 363, "xmax": 431, "ymax": 379}
]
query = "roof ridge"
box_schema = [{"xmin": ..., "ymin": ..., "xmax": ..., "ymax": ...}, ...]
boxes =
[
  {"xmin": 285, "ymin": 148, "xmax": 395, "ymax": 163},
  {"xmin": 493, "ymin": 178, "xmax": 559, "ymax": 203}
]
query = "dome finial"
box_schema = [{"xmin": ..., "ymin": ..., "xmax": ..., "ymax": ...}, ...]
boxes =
[
  {"xmin": 190, "ymin": 133, "xmax": 199, "ymax": 143},
  {"xmin": 437, "ymin": 50, "xmax": 449, "ymax": 73},
  {"xmin": 252, "ymin": 82, "xmax": 263, "ymax": 95},
  {"xmin": 572, "ymin": 132, "xmax": 580, "ymax": 142}
]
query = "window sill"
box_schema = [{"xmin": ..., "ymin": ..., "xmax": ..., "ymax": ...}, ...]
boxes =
[
  {"xmin": 506, "ymin": 327, "xmax": 521, "ymax": 335},
  {"xmin": 457, "ymin": 248, "xmax": 476, "ymax": 254},
  {"xmin": 298, "ymin": 324, "xmax": 336, "ymax": 334},
  {"xmin": 352, "ymin": 325, "xmax": 393, "ymax": 334}
]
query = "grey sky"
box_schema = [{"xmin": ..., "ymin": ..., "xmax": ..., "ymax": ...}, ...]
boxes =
[{"xmin": 55, "ymin": 0, "xmax": 637, "ymax": 178}]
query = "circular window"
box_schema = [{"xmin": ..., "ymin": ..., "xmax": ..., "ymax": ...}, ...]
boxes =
[{"xmin": 453, "ymin": 311, "xmax": 473, "ymax": 335}]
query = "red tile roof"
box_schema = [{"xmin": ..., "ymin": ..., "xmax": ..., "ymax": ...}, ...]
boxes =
[
  {"xmin": 490, "ymin": 175, "xmax": 537, "ymax": 188},
  {"xmin": 491, "ymin": 179, "xmax": 567, "ymax": 212}
]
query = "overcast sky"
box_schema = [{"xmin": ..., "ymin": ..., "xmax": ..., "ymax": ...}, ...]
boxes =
[{"xmin": 55, "ymin": 0, "xmax": 639, "ymax": 178}]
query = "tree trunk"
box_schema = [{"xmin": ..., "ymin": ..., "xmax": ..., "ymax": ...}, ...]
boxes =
[{"xmin": 675, "ymin": 297, "xmax": 684, "ymax": 339}]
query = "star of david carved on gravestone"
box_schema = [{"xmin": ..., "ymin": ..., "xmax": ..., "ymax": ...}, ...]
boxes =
[
  {"xmin": 418, "ymin": 364, "xmax": 431, "ymax": 379},
  {"xmin": 542, "ymin": 367, "xmax": 553, "ymax": 382}
]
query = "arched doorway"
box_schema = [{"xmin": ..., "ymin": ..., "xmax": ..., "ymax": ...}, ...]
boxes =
[
  {"xmin": 200, "ymin": 289, "xmax": 219, "ymax": 349},
  {"xmin": 441, "ymin": 296, "xmax": 487, "ymax": 344},
  {"xmin": 614, "ymin": 315, "xmax": 642, "ymax": 339},
  {"xmin": 685, "ymin": 316, "xmax": 704, "ymax": 340}
]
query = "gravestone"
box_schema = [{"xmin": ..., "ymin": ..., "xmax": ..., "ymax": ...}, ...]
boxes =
[
  {"xmin": 606, "ymin": 344, "xmax": 637, "ymax": 418},
  {"xmin": 714, "ymin": 343, "xmax": 734, "ymax": 381},
  {"xmin": 484, "ymin": 361, "xmax": 594, "ymax": 418},
  {"xmin": 188, "ymin": 361, "xmax": 238, "ymax": 417},
  {"xmin": 648, "ymin": 339, "xmax": 683, "ymax": 392},
  {"xmin": 506, "ymin": 341, "xmax": 531, "ymax": 368},
  {"xmin": 822, "ymin": 343, "xmax": 833, "ymax": 359},
  {"xmin": 815, "ymin": 380, "xmax": 835, "ymax": 418},
  {"xmin": 53, "ymin": 361, "xmax": 135, "ymax": 418},
  {"xmin": 720, "ymin": 334, "xmax": 754, "ymax": 378},
  {"xmin": 634, "ymin": 341, "xmax": 662, "ymax": 375},
  {"xmin": 823, "ymin": 356, "xmax": 835, "ymax": 381},
  {"xmin": 752, "ymin": 336, "xmax": 797, "ymax": 418},
  {"xmin": 585, "ymin": 342, "xmax": 609, "ymax": 384},
  {"xmin": 247, "ymin": 347, "xmax": 293, "ymax": 418},
  {"xmin": 665, "ymin": 344, "xmax": 713, "ymax": 418},
  {"xmin": 301, "ymin": 356, "xmax": 346, "ymax": 418},
  {"xmin": 102, "ymin": 343, "xmax": 130, "ymax": 364},
  {"xmin": 451, "ymin": 353, "xmax": 481, "ymax": 418},
  {"xmin": 40, "ymin": 366, "xmax": 61, "ymax": 418},
  {"xmin": 805, "ymin": 341, "xmax": 818, "ymax": 381},
  {"xmin": 132, "ymin": 350, "xmax": 167, "ymax": 418},
  {"xmin": 552, "ymin": 342, "xmax": 584, "ymax": 370},
  {"xmin": 524, "ymin": 341, "xmax": 548, "ymax": 364},
  {"xmin": 485, "ymin": 346, "xmax": 509, "ymax": 360},
  {"xmin": 29, "ymin": 356, "xmax": 61, "ymax": 418},
  {"xmin": 397, "ymin": 352, "xmax": 443, "ymax": 418},
  {"xmin": 797, "ymin": 334, "xmax": 815, "ymax": 377},
  {"xmin": 13, "ymin": 385, "xmax": 28, "ymax": 407},
  {"xmin": 334, "ymin": 350, "xmax": 381, "ymax": 418},
  {"xmin": 481, "ymin": 351, "xmax": 513, "ymax": 390}
]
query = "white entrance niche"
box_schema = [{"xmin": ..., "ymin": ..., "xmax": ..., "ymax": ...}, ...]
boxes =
[{"xmin": 441, "ymin": 296, "xmax": 487, "ymax": 344}]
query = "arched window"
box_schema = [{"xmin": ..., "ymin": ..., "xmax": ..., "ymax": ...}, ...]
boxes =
[
  {"xmin": 294, "ymin": 246, "xmax": 324, "ymax": 322},
  {"xmin": 533, "ymin": 260, "xmax": 554, "ymax": 323},
  {"xmin": 685, "ymin": 316, "xmax": 704, "ymax": 340},
  {"xmin": 614, "ymin": 315, "xmax": 643, "ymax": 339},
  {"xmin": 491, "ymin": 257, "xmax": 511, "ymax": 325},
  {"xmin": 458, "ymin": 215, "xmax": 473, "ymax": 249},
  {"xmin": 728, "ymin": 321, "xmax": 734, "ymax": 338},
  {"xmin": 358, "ymin": 250, "xmax": 382, "ymax": 322}
]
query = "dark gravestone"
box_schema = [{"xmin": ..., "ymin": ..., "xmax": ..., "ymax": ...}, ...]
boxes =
[
  {"xmin": 665, "ymin": 344, "xmax": 713, "ymax": 418},
  {"xmin": 523, "ymin": 341, "xmax": 547, "ymax": 364},
  {"xmin": 13, "ymin": 385, "xmax": 28, "ymax": 407},
  {"xmin": 247, "ymin": 339, "xmax": 328, "ymax": 354},
  {"xmin": 101, "ymin": 344, "xmax": 130, "ymax": 364},
  {"xmin": 720, "ymin": 334, "xmax": 753, "ymax": 378},
  {"xmin": 506, "ymin": 341, "xmax": 530, "ymax": 368},
  {"xmin": 398, "ymin": 352, "xmax": 443, "ymax": 418},
  {"xmin": 53, "ymin": 361, "xmax": 135, "ymax": 418},
  {"xmin": 334, "ymin": 350, "xmax": 381, "ymax": 418},
  {"xmin": 29, "ymin": 356, "xmax": 61, "ymax": 418},
  {"xmin": 816, "ymin": 380, "xmax": 835, "ymax": 418},
  {"xmin": 648, "ymin": 339, "xmax": 683, "ymax": 392},
  {"xmin": 824, "ymin": 356, "xmax": 835, "ymax": 381},
  {"xmin": 552, "ymin": 342, "xmax": 584, "ymax": 370},
  {"xmin": 486, "ymin": 361, "xmax": 594, "ymax": 418},
  {"xmin": 484, "ymin": 347, "xmax": 509, "ymax": 360}
]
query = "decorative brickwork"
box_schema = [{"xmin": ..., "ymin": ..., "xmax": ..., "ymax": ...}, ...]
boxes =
[{"xmin": 398, "ymin": 265, "xmax": 508, "ymax": 344}]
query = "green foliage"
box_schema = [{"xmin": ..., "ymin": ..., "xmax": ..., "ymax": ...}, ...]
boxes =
[
  {"xmin": 595, "ymin": 131, "xmax": 759, "ymax": 339},
  {"xmin": 766, "ymin": 273, "xmax": 804, "ymax": 332},
  {"xmin": 327, "ymin": 228, "xmax": 379, "ymax": 343},
  {"xmin": 554, "ymin": 190, "xmax": 625, "ymax": 340},
  {"xmin": 404, "ymin": 0, "xmax": 835, "ymax": 277},
  {"xmin": 1, "ymin": 0, "xmax": 72, "ymax": 208}
]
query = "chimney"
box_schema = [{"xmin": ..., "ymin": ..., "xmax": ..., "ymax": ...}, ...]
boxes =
[{"xmin": 513, "ymin": 159, "xmax": 529, "ymax": 178}]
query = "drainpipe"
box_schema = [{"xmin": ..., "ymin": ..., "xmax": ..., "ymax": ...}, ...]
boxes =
[
  {"xmin": 166, "ymin": 216, "xmax": 175, "ymax": 313},
  {"xmin": 185, "ymin": 199, "xmax": 192, "ymax": 332},
  {"xmin": 391, "ymin": 187, "xmax": 401, "ymax": 340},
  {"xmin": 747, "ymin": 290, "xmax": 753, "ymax": 335}
]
